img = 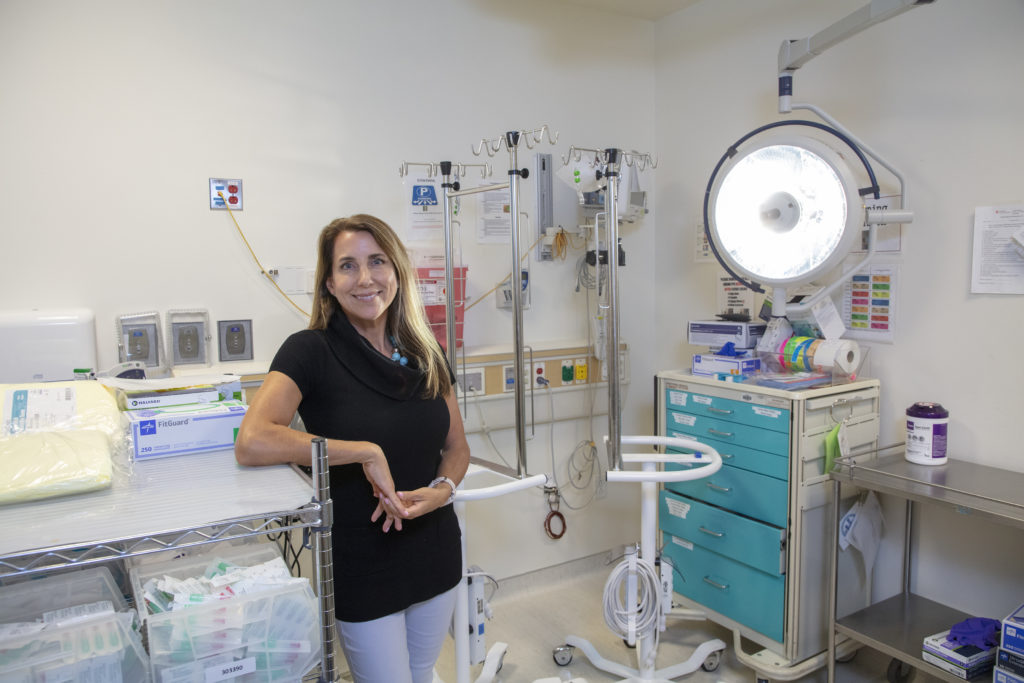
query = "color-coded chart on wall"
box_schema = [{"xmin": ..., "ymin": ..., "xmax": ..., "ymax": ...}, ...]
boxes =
[{"xmin": 842, "ymin": 265, "xmax": 898, "ymax": 343}]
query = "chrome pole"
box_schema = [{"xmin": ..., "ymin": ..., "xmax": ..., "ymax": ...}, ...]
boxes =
[
  {"xmin": 310, "ymin": 437, "xmax": 336, "ymax": 682},
  {"xmin": 507, "ymin": 131, "xmax": 527, "ymax": 478},
  {"xmin": 439, "ymin": 161, "xmax": 458, "ymax": 370},
  {"xmin": 604, "ymin": 149, "xmax": 623, "ymax": 472}
]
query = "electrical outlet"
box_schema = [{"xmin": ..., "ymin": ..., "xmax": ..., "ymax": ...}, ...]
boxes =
[
  {"xmin": 574, "ymin": 358, "xmax": 588, "ymax": 382},
  {"xmin": 458, "ymin": 368, "xmax": 485, "ymax": 395},
  {"xmin": 210, "ymin": 178, "xmax": 242, "ymax": 210},
  {"xmin": 561, "ymin": 359, "xmax": 575, "ymax": 385},
  {"xmin": 502, "ymin": 365, "xmax": 516, "ymax": 393},
  {"xmin": 533, "ymin": 361, "xmax": 548, "ymax": 386}
]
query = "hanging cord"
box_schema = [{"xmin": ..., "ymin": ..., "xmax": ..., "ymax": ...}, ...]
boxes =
[
  {"xmin": 603, "ymin": 548, "xmax": 663, "ymax": 670},
  {"xmin": 219, "ymin": 192, "xmax": 311, "ymax": 319},
  {"xmin": 542, "ymin": 485, "xmax": 566, "ymax": 539},
  {"xmin": 543, "ymin": 380, "xmax": 604, "ymax": 511},
  {"xmin": 468, "ymin": 391, "xmax": 516, "ymax": 471},
  {"xmin": 552, "ymin": 227, "xmax": 582, "ymax": 261},
  {"xmin": 574, "ymin": 252, "xmax": 607, "ymax": 292}
]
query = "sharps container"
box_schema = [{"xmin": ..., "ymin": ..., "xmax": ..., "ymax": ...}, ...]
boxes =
[{"xmin": 905, "ymin": 402, "xmax": 949, "ymax": 465}]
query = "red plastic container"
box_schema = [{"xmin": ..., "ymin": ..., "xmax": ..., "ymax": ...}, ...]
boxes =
[{"xmin": 416, "ymin": 266, "xmax": 466, "ymax": 350}]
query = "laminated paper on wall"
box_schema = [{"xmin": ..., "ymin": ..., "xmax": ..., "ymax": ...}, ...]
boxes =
[{"xmin": 0, "ymin": 381, "xmax": 121, "ymax": 505}]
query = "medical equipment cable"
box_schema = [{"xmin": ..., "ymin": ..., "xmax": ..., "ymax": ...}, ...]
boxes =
[
  {"xmin": 218, "ymin": 192, "xmax": 309, "ymax": 321},
  {"xmin": 465, "ymin": 569, "xmax": 500, "ymax": 604},
  {"xmin": 602, "ymin": 548, "xmax": 662, "ymax": 670},
  {"xmin": 218, "ymin": 192, "xmax": 310, "ymax": 319},
  {"xmin": 467, "ymin": 390, "xmax": 516, "ymax": 472},
  {"xmin": 543, "ymin": 383, "xmax": 603, "ymax": 512}
]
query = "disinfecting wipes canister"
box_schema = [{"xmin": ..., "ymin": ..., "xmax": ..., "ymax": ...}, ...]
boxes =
[{"xmin": 905, "ymin": 402, "xmax": 949, "ymax": 465}]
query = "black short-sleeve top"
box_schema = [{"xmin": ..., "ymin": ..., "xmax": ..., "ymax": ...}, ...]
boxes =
[{"xmin": 269, "ymin": 311, "xmax": 461, "ymax": 622}]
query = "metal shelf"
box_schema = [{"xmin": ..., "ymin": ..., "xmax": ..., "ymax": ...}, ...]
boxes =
[
  {"xmin": 828, "ymin": 447, "xmax": 1024, "ymax": 682},
  {"xmin": 0, "ymin": 446, "xmax": 337, "ymax": 682},
  {"xmin": 836, "ymin": 593, "xmax": 971, "ymax": 683},
  {"xmin": 831, "ymin": 450, "xmax": 1024, "ymax": 532}
]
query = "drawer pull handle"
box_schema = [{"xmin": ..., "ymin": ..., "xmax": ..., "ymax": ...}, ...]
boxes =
[
  {"xmin": 703, "ymin": 577, "xmax": 729, "ymax": 590},
  {"xmin": 706, "ymin": 482, "xmax": 732, "ymax": 493},
  {"xmin": 699, "ymin": 526, "xmax": 724, "ymax": 538},
  {"xmin": 707, "ymin": 428, "xmax": 733, "ymax": 438},
  {"xmin": 707, "ymin": 407, "xmax": 733, "ymax": 415},
  {"xmin": 721, "ymin": 453, "xmax": 734, "ymax": 459}
]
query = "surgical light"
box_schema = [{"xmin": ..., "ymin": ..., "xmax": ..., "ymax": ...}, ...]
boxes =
[{"xmin": 709, "ymin": 134, "xmax": 860, "ymax": 288}]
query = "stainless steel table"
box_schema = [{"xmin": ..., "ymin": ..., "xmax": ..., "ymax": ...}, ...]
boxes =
[{"xmin": 827, "ymin": 447, "xmax": 1024, "ymax": 682}]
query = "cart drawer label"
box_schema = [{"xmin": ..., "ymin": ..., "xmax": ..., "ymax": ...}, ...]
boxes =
[{"xmin": 665, "ymin": 498, "xmax": 691, "ymax": 519}]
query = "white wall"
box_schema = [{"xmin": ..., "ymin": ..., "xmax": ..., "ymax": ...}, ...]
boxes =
[
  {"xmin": 654, "ymin": 0, "xmax": 1024, "ymax": 618},
  {"xmin": 0, "ymin": 0, "xmax": 657, "ymax": 579}
]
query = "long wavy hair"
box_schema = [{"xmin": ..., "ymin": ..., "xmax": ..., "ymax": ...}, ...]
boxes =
[{"xmin": 309, "ymin": 214, "xmax": 450, "ymax": 399}]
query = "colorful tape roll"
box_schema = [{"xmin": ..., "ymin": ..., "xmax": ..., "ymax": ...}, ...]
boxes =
[{"xmin": 778, "ymin": 336, "xmax": 862, "ymax": 375}]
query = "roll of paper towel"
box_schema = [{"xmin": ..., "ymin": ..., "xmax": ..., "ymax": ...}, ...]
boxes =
[{"xmin": 812, "ymin": 339, "xmax": 861, "ymax": 374}]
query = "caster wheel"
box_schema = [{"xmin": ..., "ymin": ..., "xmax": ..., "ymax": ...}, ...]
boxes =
[
  {"xmin": 835, "ymin": 648, "xmax": 858, "ymax": 664},
  {"xmin": 553, "ymin": 645, "xmax": 573, "ymax": 666},
  {"xmin": 886, "ymin": 657, "xmax": 912, "ymax": 683},
  {"xmin": 701, "ymin": 650, "xmax": 721, "ymax": 672}
]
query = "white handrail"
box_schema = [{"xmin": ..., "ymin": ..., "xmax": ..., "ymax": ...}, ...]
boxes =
[
  {"xmin": 453, "ymin": 472, "xmax": 548, "ymax": 502},
  {"xmin": 606, "ymin": 434, "xmax": 722, "ymax": 483}
]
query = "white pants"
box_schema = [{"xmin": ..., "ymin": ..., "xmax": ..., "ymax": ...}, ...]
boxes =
[{"xmin": 337, "ymin": 585, "xmax": 457, "ymax": 683}]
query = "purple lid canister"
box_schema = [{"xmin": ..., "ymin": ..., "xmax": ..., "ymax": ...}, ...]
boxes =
[{"xmin": 905, "ymin": 402, "xmax": 949, "ymax": 465}]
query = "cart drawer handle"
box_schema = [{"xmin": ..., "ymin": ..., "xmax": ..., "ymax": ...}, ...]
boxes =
[
  {"xmin": 699, "ymin": 526, "xmax": 724, "ymax": 538},
  {"xmin": 707, "ymin": 406, "xmax": 733, "ymax": 415},
  {"xmin": 707, "ymin": 428, "xmax": 733, "ymax": 438},
  {"xmin": 703, "ymin": 577, "xmax": 728, "ymax": 590},
  {"xmin": 706, "ymin": 482, "xmax": 731, "ymax": 493}
]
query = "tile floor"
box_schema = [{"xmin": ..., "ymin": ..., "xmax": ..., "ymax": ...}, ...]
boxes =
[{"xmin": 329, "ymin": 551, "xmax": 942, "ymax": 683}]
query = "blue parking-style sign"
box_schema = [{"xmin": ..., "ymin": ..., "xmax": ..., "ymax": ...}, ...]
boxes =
[{"xmin": 411, "ymin": 185, "xmax": 438, "ymax": 205}]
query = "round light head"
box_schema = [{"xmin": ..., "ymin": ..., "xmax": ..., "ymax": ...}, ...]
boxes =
[{"xmin": 708, "ymin": 135, "xmax": 863, "ymax": 287}]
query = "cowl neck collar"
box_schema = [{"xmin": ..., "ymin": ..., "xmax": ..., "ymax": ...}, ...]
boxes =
[{"xmin": 323, "ymin": 310, "xmax": 425, "ymax": 401}]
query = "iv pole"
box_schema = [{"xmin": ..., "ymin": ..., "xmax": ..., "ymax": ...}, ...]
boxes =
[
  {"xmin": 469, "ymin": 126, "xmax": 558, "ymax": 477},
  {"xmin": 548, "ymin": 147, "xmax": 726, "ymax": 683}
]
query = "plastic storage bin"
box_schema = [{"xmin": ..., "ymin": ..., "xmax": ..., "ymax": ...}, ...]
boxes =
[
  {"xmin": 129, "ymin": 543, "xmax": 320, "ymax": 683},
  {"xmin": 0, "ymin": 566, "xmax": 150, "ymax": 682}
]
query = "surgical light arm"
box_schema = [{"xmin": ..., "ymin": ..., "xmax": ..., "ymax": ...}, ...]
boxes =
[
  {"xmin": 777, "ymin": 0, "xmax": 934, "ymax": 76},
  {"xmin": 764, "ymin": 0, "xmax": 930, "ymax": 317}
]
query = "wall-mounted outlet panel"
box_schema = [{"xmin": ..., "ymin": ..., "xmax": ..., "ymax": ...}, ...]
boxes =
[
  {"xmin": 532, "ymin": 360, "xmax": 548, "ymax": 386},
  {"xmin": 218, "ymin": 319, "xmax": 253, "ymax": 361},
  {"xmin": 458, "ymin": 368, "xmax": 485, "ymax": 395},
  {"xmin": 561, "ymin": 359, "xmax": 575, "ymax": 385},
  {"xmin": 210, "ymin": 178, "xmax": 242, "ymax": 210},
  {"xmin": 496, "ymin": 270, "xmax": 530, "ymax": 309},
  {"xmin": 574, "ymin": 358, "xmax": 588, "ymax": 382}
]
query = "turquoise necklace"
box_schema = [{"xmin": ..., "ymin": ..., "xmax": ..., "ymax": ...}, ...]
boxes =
[{"xmin": 389, "ymin": 335, "xmax": 408, "ymax": 366}]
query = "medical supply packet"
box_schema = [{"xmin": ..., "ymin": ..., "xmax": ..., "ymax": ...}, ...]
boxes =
[
  {"xmin": 129, "ymin": 543, "xmax": 319, "ymax": 683},
  {"xmin": 0, "ymin": 380, "xmax": 129, "ymax": 505},
  {"xmin": 125, "ymin": 400, "xmax": 246, "ymax": 460},
  {"xmin": 1003, "ymin": 603, "xmax": 1024, "ymax": 656}
]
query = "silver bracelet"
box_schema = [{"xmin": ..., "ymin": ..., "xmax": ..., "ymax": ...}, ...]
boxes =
[{"xmin": 429, "ymin": 476, "xmax": 458, "ymax": 505}]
